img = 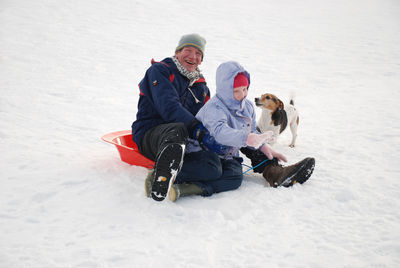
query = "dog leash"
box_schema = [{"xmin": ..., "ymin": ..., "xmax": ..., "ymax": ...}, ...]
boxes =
[{"xmin": 242, "ymin": 159, "xmax": 268, "ymax": 175}]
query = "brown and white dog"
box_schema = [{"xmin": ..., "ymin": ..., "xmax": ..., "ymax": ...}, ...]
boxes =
[{"xmin": 255, "ymin": 93, "xmax": 299, "ymax": 147}]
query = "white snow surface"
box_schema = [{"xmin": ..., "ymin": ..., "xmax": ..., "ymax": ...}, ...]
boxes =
[{"xmin": 1, "ymin": 0, "xmax": 400, "ymax": 267}]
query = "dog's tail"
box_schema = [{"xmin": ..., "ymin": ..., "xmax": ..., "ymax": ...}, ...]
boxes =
[{"xmin": 289, "ymin": 92, "xmax": 296, "ymax": 106}]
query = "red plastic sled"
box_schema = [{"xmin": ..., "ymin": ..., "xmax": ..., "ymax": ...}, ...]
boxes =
[{"xmin": 101, "ymin": 130, "xmax": 154, "ymax": 169}]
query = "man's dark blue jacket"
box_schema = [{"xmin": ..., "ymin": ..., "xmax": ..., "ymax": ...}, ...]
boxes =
[{"xmin": 131, "ymin": 57, "xmax": 210, "ymax": 147}]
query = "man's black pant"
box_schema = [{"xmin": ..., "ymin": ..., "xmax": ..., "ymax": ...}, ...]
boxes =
[{"xmin": 138, "ymin": 123, "xmax": 189, "ymax": 161}]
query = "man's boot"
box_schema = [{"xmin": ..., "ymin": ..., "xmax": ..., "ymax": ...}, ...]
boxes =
[
  {"xmin": 151, "ymin": 143, "xmax": 185, "ymax": 201},
  {"xmin": 263, "ymin": 157, "xmax": 315, "ymax": 187},
  {"xmin": 144, "ymin": 169, "xmax": 154, "ymax": 198},
  {"xmin": 169, "ymin": 183, "xmax": 203, "ymax": 202}
]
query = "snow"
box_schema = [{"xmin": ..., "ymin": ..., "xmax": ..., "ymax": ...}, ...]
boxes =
[{"xmin": 1, "ymin": 0, "xmax": 400, "ymax": 267}]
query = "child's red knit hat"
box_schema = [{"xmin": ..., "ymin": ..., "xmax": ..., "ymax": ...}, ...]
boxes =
[{"xmin": 233, "ymin": 73, "xmax": 249, "ymax": 88}]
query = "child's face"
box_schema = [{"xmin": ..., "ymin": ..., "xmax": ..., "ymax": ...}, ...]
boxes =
[{"xmin": 233, "ymin": 86, "xmax": 248, "ymax": 101}]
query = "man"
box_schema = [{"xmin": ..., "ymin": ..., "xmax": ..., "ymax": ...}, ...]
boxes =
[
  {"xmin": 132, "ymin": 33, "xmax": 222, "ymax": 201},
  {"xmin": 132, "ymin": 34, "xmax": 314, "ymax": 202}
]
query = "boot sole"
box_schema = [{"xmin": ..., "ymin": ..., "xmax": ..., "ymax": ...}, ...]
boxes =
[
  {"xmin": 278, "ymin": 157, "xmax": 315, "ymax": 187},
  {"xmin": 151, "ymin": 143, "xmax": 184, "ymax": 201}
]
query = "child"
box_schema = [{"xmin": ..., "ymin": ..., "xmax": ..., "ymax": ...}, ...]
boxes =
[
  {"xmin": 196, "ymin": 61, "xmax": 287, "ymax": 162},
  {"xmin": 169, "ymin": 61, "xmax": 314, "ymax": 201}
]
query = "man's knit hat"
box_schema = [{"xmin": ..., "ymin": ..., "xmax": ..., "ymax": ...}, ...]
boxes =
[{"xmin": 175, "ymin": 33, "xmax": 206, "ymax": 58}]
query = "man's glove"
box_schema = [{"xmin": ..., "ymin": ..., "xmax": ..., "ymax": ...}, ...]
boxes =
[{"xmin": 188, "ymin": 120, "xmax": 227, "ymax": 154}]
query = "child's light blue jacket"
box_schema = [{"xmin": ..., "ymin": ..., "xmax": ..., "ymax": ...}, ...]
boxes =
[{"xmin": 196, "ymin": 61, "xmax": 258, "ymax": 159}]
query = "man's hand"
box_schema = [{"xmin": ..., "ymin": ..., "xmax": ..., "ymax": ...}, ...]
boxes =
[{"xmin": 190, "ymin": 120, "xmax": 227, "ymax": 154}]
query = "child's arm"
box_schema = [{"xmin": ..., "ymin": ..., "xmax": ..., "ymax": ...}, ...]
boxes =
[{"xmin": 197, "ymin": 105, "xmax": 248, "ymax": 147}]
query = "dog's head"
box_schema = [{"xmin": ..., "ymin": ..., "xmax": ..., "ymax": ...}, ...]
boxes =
[{"xmin": 255, "ymin": 93, "xmax": 284, "ymax": 111}]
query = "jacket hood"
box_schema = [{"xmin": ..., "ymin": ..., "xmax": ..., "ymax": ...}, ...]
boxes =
[{"xmin": 216, "ymin": 61, "xmax": 250, "ymax": 111}]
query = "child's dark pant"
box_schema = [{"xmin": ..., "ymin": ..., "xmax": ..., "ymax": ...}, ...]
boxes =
[{"xmin": 176, "ymin": 150, "xmax": 243, "ymax": 196}]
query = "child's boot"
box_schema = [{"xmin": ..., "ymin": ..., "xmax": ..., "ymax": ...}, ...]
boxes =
[{"xmin": 263, "ymin": 157, "xmax": 315, "ymax": 187}]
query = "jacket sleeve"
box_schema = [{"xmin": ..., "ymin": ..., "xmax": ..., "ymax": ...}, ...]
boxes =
[
  {"xmin": 146, "ymin": 64, "xmax": 196, "ymax": 126},
  {"xmin": 196, "ymin": 103, "xmax": 248, "ymax": 147}
]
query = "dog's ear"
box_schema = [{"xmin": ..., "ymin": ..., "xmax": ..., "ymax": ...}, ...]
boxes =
[{"xmin": 278, "ymin": 99, "xmax": 284, "ymax": 110}]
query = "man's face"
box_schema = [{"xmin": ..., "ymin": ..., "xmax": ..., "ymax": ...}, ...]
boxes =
[{"xmin": 174, "ymin": 46, "xmax": 202, "ymax": 72}]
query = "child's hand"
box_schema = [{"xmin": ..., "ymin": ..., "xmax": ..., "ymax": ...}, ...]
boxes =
[
  {"xmin": 246, "ymin": 131, "xmax": 274, "ymax": 148},
  {"xmin": 260, "ymin": 143, "xmax": 287, "ymax": 162}
]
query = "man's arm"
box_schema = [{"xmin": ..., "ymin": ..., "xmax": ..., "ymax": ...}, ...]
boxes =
[{"xmin": 147, "ymin": 64, "xmax": 195, "ymax": 126}]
